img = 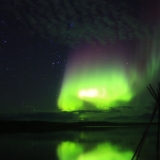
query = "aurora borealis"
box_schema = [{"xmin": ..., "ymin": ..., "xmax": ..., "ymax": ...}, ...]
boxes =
[
  {"xmin": 58, "ymin": 32, "xmax": 160, "ymax": 111},
  {"xmin": 58, "ymin": 44, "xmax": 134, "ymax": 111}
]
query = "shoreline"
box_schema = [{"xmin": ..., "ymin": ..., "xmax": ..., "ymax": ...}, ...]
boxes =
[{"xmin": 0, "ymin": 120, "xmax": 157, "ymax": 133}]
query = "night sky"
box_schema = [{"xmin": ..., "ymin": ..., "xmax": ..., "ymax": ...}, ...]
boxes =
[{"xmin": 1, "ymin": 0, "xmax": 160, "ymax": 122}]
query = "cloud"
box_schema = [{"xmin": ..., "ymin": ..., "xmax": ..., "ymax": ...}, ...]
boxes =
[
  {"xmin": 0, "ymin": 111, "xmax": 80, "ymax": 122},
  {"xmin": 0, "ymin": 109, "xmax": 157, "ymax": 123},
  {"xmin": 2, "ymin": 0, "xmax": 151, "ymax": 46}
]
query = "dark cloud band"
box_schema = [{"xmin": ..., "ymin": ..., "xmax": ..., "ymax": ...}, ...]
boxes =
[{"xmin": 2, "ymin": 0, "xmax": 151, "ymax": 46}]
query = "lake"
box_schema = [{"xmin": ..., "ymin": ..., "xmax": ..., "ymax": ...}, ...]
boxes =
[{"xmin": 0, "ymin": 125, "xmax": 158, "ymax": 160}]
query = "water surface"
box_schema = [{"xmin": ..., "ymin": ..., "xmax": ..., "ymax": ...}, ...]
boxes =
[{"xmin": 0, "ymin": 126, "xmax": 157, "ymax": 160}]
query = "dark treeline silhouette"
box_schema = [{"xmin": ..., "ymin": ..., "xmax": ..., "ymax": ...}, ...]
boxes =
[{"xmin": 0, "ymin": 120, "xmax": 157, "ymax": 133}]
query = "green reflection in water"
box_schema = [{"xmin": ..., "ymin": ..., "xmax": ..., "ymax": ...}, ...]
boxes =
[{"xmin": 57, "ymin": 141, "xmax": 133, "ymax": 160}]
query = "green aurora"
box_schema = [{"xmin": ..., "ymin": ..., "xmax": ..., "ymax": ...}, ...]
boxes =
[
  {"xmin": 58, "ymin": 33, "xmax": 160, "ymax": 111},
  {"xmin": 57, "ymin": 141, "xmax": 133, "ymax": 160}
]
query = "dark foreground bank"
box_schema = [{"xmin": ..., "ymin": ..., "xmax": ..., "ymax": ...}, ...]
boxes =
[{"xmin": 0, "ymin": 120, "xmax": 156, "ymax": 133}]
